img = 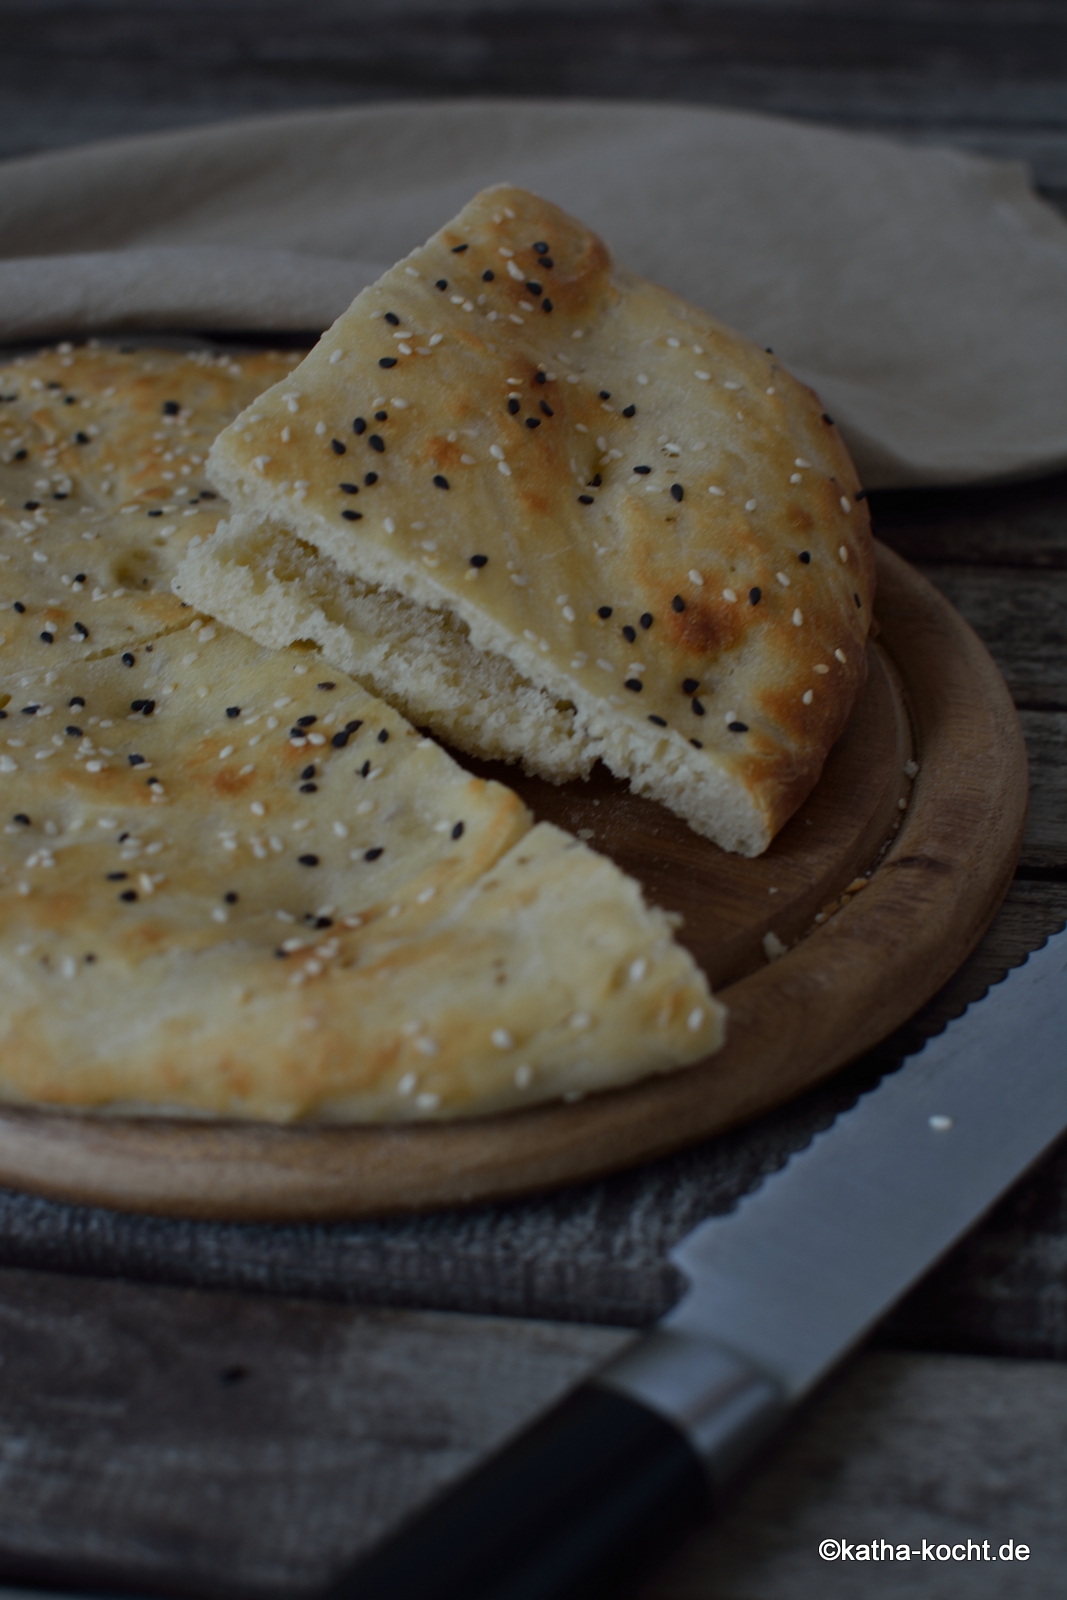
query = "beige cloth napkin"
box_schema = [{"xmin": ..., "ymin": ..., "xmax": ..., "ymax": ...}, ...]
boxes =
[{"xmin": 1, "ymin": 100, "xmax": 1064, "ymax": 489}]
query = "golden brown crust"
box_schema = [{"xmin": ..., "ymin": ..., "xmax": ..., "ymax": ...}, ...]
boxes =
[
  {"xmin": 0, "ymin": 344, "xmax": 723, "ymax": 1121},
  {"xmin": 203, "ymin": 185, "xmax": 876, "ymax": 855}
]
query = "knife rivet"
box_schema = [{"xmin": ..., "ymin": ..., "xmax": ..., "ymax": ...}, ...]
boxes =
[{"xmin": 928, "ymin": 1115, "xmax": 954, "ymax": 1131}]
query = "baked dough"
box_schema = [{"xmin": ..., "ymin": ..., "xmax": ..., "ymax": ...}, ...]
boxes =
[
  {"xmin": 183, "ymin": 185, "xmax": 876, "ymax": 856},
  {"xmin": 0, "ymin": 343, "xmax": 723, "ymax": 1121}
]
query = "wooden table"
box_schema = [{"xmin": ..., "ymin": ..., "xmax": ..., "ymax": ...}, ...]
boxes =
[{"xmin": 0, "ymin": 5, "xmax": 1063, "ymax": 1597}]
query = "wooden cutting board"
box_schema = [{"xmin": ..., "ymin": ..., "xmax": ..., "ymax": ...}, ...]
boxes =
[{"xmin": 0, "ymin": 544, "xmax": 1028, "ymax": 1220}]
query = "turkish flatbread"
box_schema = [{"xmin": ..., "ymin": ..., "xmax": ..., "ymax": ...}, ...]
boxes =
[
  {"xmin": 183, "ymin": 185, "xmax": 876, "ymax": 857},
  {"xmin": 0, "ymin": 342, "xmax": 722, "ymax": 1121}
]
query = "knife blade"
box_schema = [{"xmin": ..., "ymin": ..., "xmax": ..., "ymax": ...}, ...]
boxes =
[{"xmin": 329, "ymin": 928, "xmax": 1067, "ymax": 1600}]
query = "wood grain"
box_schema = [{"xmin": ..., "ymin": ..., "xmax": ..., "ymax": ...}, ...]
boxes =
[{"xmin": 0, "ymin": 542, "xmax": 1028, "ymax": 1221}]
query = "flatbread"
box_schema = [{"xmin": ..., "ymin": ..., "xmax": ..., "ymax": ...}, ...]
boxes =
[
  {"xmin": 0, "ymin": 343, "xmax": 723, "ymax": 1121},
  {"xmin": 185, "ymin": 185, "xmax": 876, "ymax": 857}
]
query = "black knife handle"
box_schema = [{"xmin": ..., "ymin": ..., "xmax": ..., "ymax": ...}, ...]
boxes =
[{"xmin": 323, "ymin": 1380, "xmax": 708, "ymax": 1600}]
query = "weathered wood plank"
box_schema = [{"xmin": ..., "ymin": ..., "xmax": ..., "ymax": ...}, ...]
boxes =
[
  {"xmin": 1, "ymin": 1, "xmax": 1065, "ymax": 186},
  {"xmin": 639, "ymin": 1350, "xmax": 1067, "ymax": 1600},
  {"xmin": 0, "ymin": 1268, "xmax": 1063, "ymax": 1600},
  {"xmin": 0, "ymin": 1265, "xmax": 628, "ymax": 1597},
  {"xmin": 1018, "ymin": 710, "xmax": 1067, "ymax": 873},
  {"xmin": 912, "ymin": 566, "xmax": 1067, "ymax": 708},
  {"xmin": 872, "ymin": 474, "xmax": 1067, "ymax": 571}
]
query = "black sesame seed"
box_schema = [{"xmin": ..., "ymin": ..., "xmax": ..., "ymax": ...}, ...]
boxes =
[
  {"xmin": 823, "ymin": 413, "xmax": 834, "ymax": 425},
  {"xmin": 526, "ymin": 282, "xmax": 542, "ymax": 296},
  {"xmin": 535, "ymin": 371, "xmax": 547, "ymax": 384},
  {"xmin": 301, "ymin": 765, "xmax": 315, "ymax": 779},
  {"xmin": 369, "ymin": 435, "xmax": 385, "ymax": 453},
  {"xmin": 40, "ymin": 631, "xmax": 53, "ymax": 644},
  {"xmin": 201, "ymin": 490, "xmax": 218, "ymax": 500},
  {"xmin": 147, "ymin": 509, "xmax": 162, "ymax": 517},
  {"xmin": 451, "ymin": 243, "xmax": 468, "ymax": 253},
  {"xmin": 470, "ymin": 554, "xmax": 488, "ymax": 567},
  {"xmin": 364, "ymin": 472, "xmax": 378, "ymax": 485},
  {"xmin": 682, "ymin": 679, "xmax": 699, "ymax": 694},
  {"xmin": 74, "ymin": 622, "xmax": 88, "ymax": 638},
  {"xmin": 107, "ymin": 871, "xmax": 127, "ymax": 881},
  {"xmin": 0, "ymin": 710, "xmax": 6, "ymax": 719},
  {"xmin": 74, "ymin": 431, "xmax": 89, "ymax": 444},
  {"xmin": 540, "ymin": 400, "xmax": 554, "ymax": 417},
  {"xmin": 452, "ymin": 821, "xmax": 465, "ymax": 839},
  {"xmin": 225, "ymin": 892, "xmax": 238, "ymax": 904},
  {"xmin": 63, "ymin": 395, "xmax": 75, "ymax": 405},
  {"xmin": 578, "ymin": 494, "xmax": 594, "ymax": 504},
  {"xmin": 856, "ymin": 489, "xmax": 868, "ymax": 501},
  {"xmin": 23, "ymin": 501, "xmax": 39, "ymax": 511},
  {"xmin": 298, "ymin": 854, "xmax": 320, "ymax": 867},
  {"xmin": 297, "ymin": 715, "xmax": 317, "ymax": 727},
  {"xmin": 331, "ymin": 439, "xmax": 346, "ymax": 454},
  {"xmin": 13, "ymin": 449, "xmax": 26, "ymax": 460},
  {"xmin": 523, "ymin": 416, "xmax": 539, "ymax": 430},
  {"xmin": 274, "ymin": 948, "xmax": 288, "ymax": 959},
  {"xmin": 622, "ymin": 405, "xmax": 636, "ymax": 417},
  {"xmin": 507, "ymin": 397, "xmax": 520, "ymax": 415},
  {"xmin": 360, "ymin": 759, "xmax": 371, "ymax": 776},
  {"xmin": 728, "ymin": 721, "xmax": 749, "ymax": 733},
  {"xmin": 69, "ymin": 696, "xmax": 84, "ymax": 707},
  {"xmin": 65, "ymin": 725, "xmax": 82, "ymax": 737},
  {"xmin": 318, "ymin": 682, "xmax": 336, "ymax": 691},
  {"xmin": 345, "ymin": 719, "xmax": 362, "ymax": 733},
  {"xmin": 433, "ymin": 474, "xmax": 450, "ymax": 489},
  {"xmin": 162, "ymin": 401, "xmax": 179, "ymax": 415},
  {"xmin": 597, "ymin": 606, "xmax": 612, "ymax": 619},
  {"xmin": 53, "ymin": 492, "xmax": 69, "ymax": 500},
  {"xmin": 588, "ymin": 474, "xmax": 602, "ymax": 487},
  {"xmin": 533, "ymin": 241, "xmax": 549, "ymax": 254},
  {"xmin": 379, "ymin": 357, "xmax": 397, "ymax": 368},
  {"xmin": 649, "ymin": 715, "xmax": 667, "ymax": 727},
  {"xmin": 435, "ymin": 279, "xmax": 448, "ymax": 290},
  {"xmin": 633, "ymin": 465, "xmax": 651, "ymax": 475},
  {"xmin": 542, "ymin": 299, "xmax": 553, "ymax": 312},
  {"xmin": 364, "ymin": 847, "xmax": 384, "ymax": 861},
  {"xmin": 599, "ymin": 390, "xmax": 611, "ymax": 400},
  {"xmin": 289, "ymin": 727, "xmax": 305, "ymax": 739},
  {"xmin": 672, "ymin": 595, "xmax": 685, "ymax": 613},
  {"xmin": 375, "ymin": 410, "xmax": 388, "ymax": 421},
  {"xmin": 13, "ymin": 602, "xmax": 25, "ymax": 613},
  {"xmin": 330, "ymin": 728, "xmax": 351, "ymax": 748},
  {"xmin": 226, "ymin": 706, "xmax": 241, "ymax": 718},
  {"xmin": 691, "ymin": 698, "xmax": 706, "ymax": 716},
  {"xmin": 314, "ymin": 915, "xmax": 333, "ymax": 928},
  {"xmin": 141, "ymin": 701, "xmax": 155, "ymax": 715},
  {"xmin": 353, "ymin": 417, "xmax": 366, "ymax": 434},
  {"xmin": 640, "ymin": 613, "xmax": 653, "ymax": 629},
  {"xmin": 342, "ymin": 509, "xmax": 362, "ymax": 521},
  {"xmin": 128, "ymin": 754, "xmax": 145, "ymax": 766},
  {"xmin": 799, "ymin": 550, "xmax": 811, "ymax": 563},
  {"xmin": 299, "ymin": 782, "xmax": 318, "ymax": 793},
  {"xmin": 749, "ymin": 587, "xmax": 762, "ymax": 605},
  {"xmin": 690, "ymin": 738, "xmax": 703, "ymax": 749},
  {"xmin": 13, "ymin": 814, "xmax": 30, "ymax": 825},
  {"xmin": 131, "ymin": 700, "xmax": 146, "ymax": 711},
  {"xmin": 377, "ymin": 729, "xmax": 389, "ymax": 743},
  {"xmin": 384, "ymin": 312, "xmax": 400, "ymax": 325},
  {"xmin": 625, "ymin": 679, "xmax": 643, "ymax": 692},
  {"xmin": 622, "ymin": 625, "xmax": 636, "ymax": 642},
  {"xmin": 20, "ymin": 705, "xmax": 37, "ymax": 715},
  {"xmin": 482, "ymin": 269, "xmax": 495, "ymax": 282},
  {"xmin": 671, "ymin": 484, "xmax": 684, "ymax": 502},
  {"xmin": 119, "ymin": 889, "xmax": 138, "ymax": 902},
  {"xmin": 74, "ymin": 574, "xmax": 85, "ymax": 584},
  {"xmin": 855, "ymin": 593, "xmax": 862, "ymax": 607},
  {"xmin": 121, "ymin": 652, "xmax": 134, "ymax": 666}
]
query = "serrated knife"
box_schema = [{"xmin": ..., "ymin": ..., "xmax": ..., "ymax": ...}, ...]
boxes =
[{"xmin": 328, "ymin": 928, "xmax": 1067, "ymax": 1600}]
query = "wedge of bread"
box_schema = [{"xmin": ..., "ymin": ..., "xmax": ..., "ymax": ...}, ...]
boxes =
[
  {"xmin": 182, "ymin": 185, "xmax": 876, "ymax": 857},
  {"xmin": 0, "ymin": 343, "xmax": 723, "ymax": 1121}
]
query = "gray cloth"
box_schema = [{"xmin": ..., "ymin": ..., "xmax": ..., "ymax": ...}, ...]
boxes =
[{"xmin": 1, "ymin": 100, "xmax": 1064, "ymax": 488}]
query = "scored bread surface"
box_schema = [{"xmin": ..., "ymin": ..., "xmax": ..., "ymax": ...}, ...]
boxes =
[
  {"xmin": 0, "ymin": 343, "xmax": 723, "ymax": 1121},
  {"xmin": 186, "ymin": 185, "xmax": 876, "ymax": 857}
]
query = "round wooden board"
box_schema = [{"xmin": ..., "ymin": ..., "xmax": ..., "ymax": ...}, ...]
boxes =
[{"xmin": 0, "ymin": 544, "xmax": 1028, "ymax": 1220}]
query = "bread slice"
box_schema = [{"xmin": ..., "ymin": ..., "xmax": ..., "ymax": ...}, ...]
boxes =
[
  {"xmin": 0, "ymin": 343, "xmax": 723, "ymax": 1121},
  {"xmin": 185, "ymin": 184, "xmax": 876, "ymax": 856}
]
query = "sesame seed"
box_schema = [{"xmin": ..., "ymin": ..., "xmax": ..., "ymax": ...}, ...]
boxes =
[
  {"xmin": 671, "ymin": 596, "xmax": 685, "ymax": 613},
  {"xmin": 799, "ymin": 550, "xmax": 811, "ymax": 563},
  {"xmin": 648, "ymin": 715, "xmax": 667, "ymax": 727},
  {"xmin": 364, "ymin": 847, "xmax": 384, "ymax": 861},
  {"xmin": 331, "ymin": 439, "xmax": 346, "ymax": 455},
  {"xmin": 597, "ymin": 606, "xmax": 612, "ymax": 618},
  {"xmin": 433, "ymin": 474, "xmax": 449, "ymax": 489},
  {"xmin": 728, "ymin": 720, "xmax": 748, "ymax": 733},
  {"xmin": 578, "ymin": 495, "xmax": 594, "ymax": 504},
  {"xmin": 624, "ymin": 679, "xmax": 643, "ymax": 692},
  {"xmin": 379, "ymin": 357, "xmax": 397, "ymax": 369},
  {"xmin": 298, "ymin": 854, "xmax": 320, "ymax": 867},
  {"xmin": 640, "ymin": 613, "xmax": 653, "ymax": 629},
  {"xmin": 802, "ymin": 690, "xmax": 814, "ymax": 705},
  {"xmin": 369, "ymin": 435, "xmax": 385, "ymax": 453},
  {"xmin": 835, "ymin": 648, "xmax": 847, "ymax": 664},
  {"xmin": 722, "ymin": 588, "xmax": 736, "ymax": 602},
  {"xmin": 353, "ymin": 417, "xmax": 366, "ymax": 434},
  {"xmin": 691, "ymin": 698, "xmax": 705, "ymax": 716},
  {"xmin": 749, "ymin": 587, "xmax": 762, "ymax": 605},
  {"xmin": 622, "ymin": 625, "xmax": 636, "ymax": 642},
  {"xmin": 452, "ymin": 821, "xmax": 465, "ymax": 839}
]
